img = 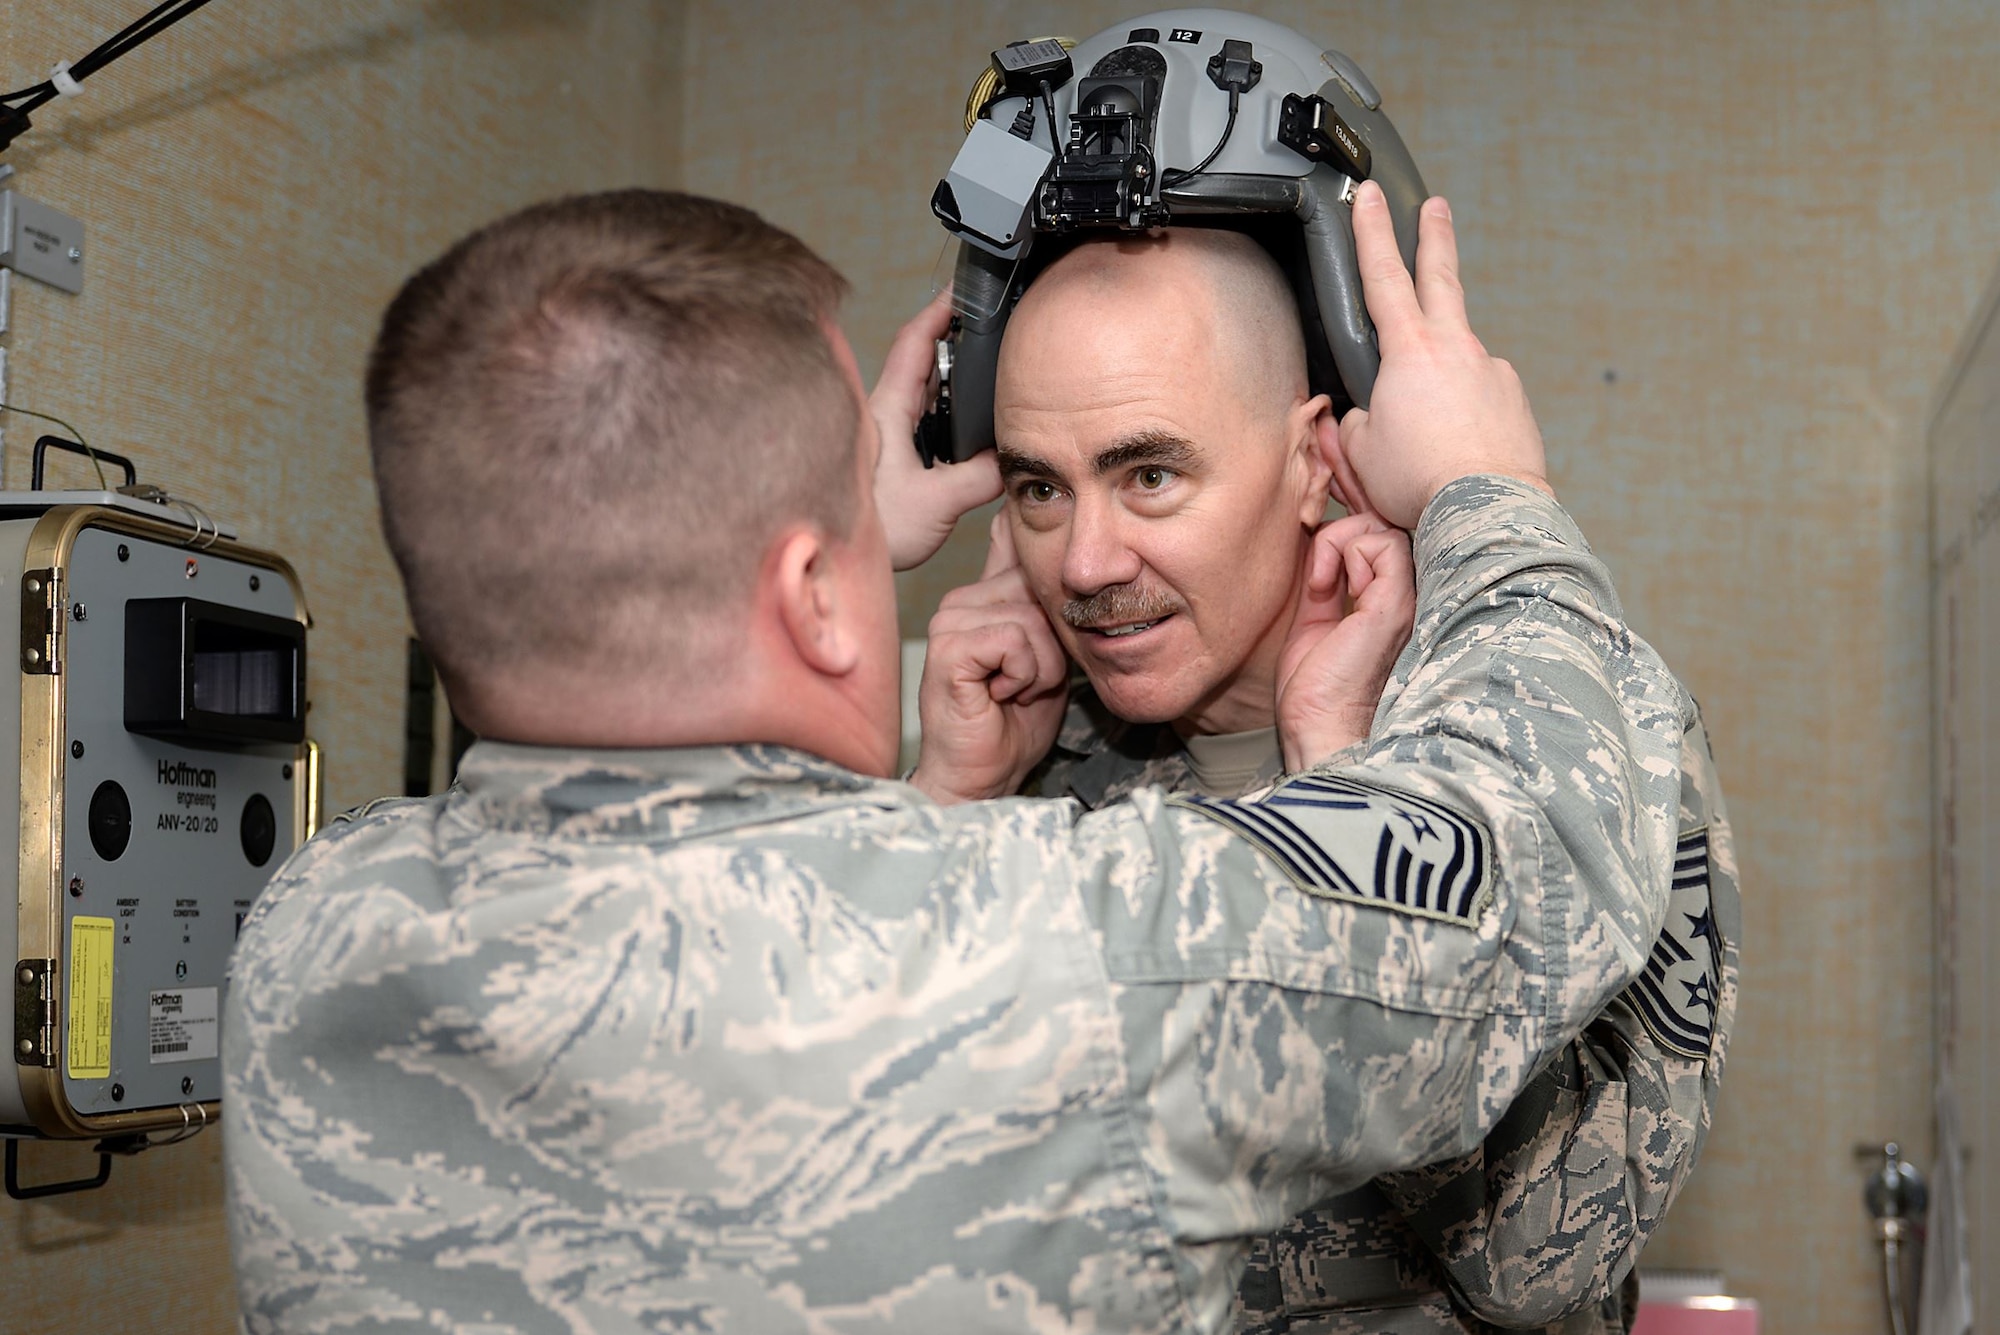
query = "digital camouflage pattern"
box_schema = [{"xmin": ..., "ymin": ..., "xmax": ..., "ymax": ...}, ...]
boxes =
[
  {"xmin": 224, "ymin": 478, "xmax": 1704, "ymax": 1334},
  {"xmin": 1030, "ymin": 517, "xmax": 1740, "ymax": 1335}
]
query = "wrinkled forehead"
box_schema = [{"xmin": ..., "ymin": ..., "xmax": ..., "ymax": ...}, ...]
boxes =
[
  {"xmin": 1000, "ymin": 245, "xmax": 1218, "ymax": 381},
  {"xmin": 1000, "ymin": 285, "xmax": 1232, "ymax": 466},
  {"xmin": 995, "ymin": 235, "xmax": 1304, "ymax": 468}
]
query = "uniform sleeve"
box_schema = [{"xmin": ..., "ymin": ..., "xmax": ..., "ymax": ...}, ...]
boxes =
[
  {"xmin": 1065, "ymin": 476, "xmax": 1692, "ymax": 1263},
  {"xmin": 1369, "ymin": 711, "xmax": 1740, "ymax": 1329}
]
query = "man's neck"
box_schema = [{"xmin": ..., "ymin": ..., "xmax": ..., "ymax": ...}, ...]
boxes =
[
  {"xmin": 451, "ymin": 652, "xmax": 894, "ymax": 778},
  {"xmin": 1180, "ymin": 724, "xmax": 1282, "ymax": 798},
  {"xmin": 1171, "ymin": 630, "xmax": 1286, "ymax": 739}
]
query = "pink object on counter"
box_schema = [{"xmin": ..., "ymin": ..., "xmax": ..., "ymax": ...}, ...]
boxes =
[{"xmin": 1631, "ymin": 1297, "xmax": 1761, "ymax": 1335}]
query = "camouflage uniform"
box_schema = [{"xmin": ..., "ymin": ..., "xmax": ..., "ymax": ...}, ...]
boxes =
[
  {"xmin": 223, "ymin": 478, "xmax": 1715, "ymax": 1334},
  {"xmin": 1029, "ymin": 532, "xmax": 1740, "ymax": 1335}
]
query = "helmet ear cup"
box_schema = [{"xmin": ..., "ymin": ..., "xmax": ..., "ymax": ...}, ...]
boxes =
[
  {"xmin": 948, "ymin": 322, "xmax": 1003, "ymax": 465},
  {"xmin": 942, "ymin": 242, "xmax": 1018, "ymax": 464},
  {"xmin": 1300, "ymin": 171, "xmax": 1380, "ymax": 411},
  {"xmin": 1296, "ymin": 81, "xmax": 1428, "ymax": 410}
]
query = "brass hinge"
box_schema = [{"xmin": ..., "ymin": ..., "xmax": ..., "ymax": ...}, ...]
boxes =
[
  {"xmin": 13, "ymin": 959, "xmax": 57, "ymax": 1068},
  {"xmin": 19, "ymin": 567, "xmax": 59, "ymax": 674}
]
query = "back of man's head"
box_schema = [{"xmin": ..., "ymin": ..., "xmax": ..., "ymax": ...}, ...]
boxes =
[{"xmin": 366, "ymin": 190, "xmax": 857, "ymax": 731}]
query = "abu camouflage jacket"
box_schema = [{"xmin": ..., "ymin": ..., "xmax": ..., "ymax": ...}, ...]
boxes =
[
  {"xmin": 223, "ymin": 477, "xmax": 1717, "ymax": 1333},
  {"xmin": 1029, "ymin": 526, "xmax": 1740, "ymax": 1335}
]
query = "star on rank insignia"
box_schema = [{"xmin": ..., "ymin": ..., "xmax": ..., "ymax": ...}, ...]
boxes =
[
  {"xmin": 1170, "ymin": 774, "xmax": 1493, "ymax": 925},
  {"xmin": 1625, "ymin": 827, "xmax": 1724, "ymax": 1061}
]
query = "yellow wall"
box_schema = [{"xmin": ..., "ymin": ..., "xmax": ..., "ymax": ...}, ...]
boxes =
[
  {"xmin": 683, "ymin": 2, "xmax": 1997, "ymax": 1332},
  {"xmin": 0, "ymin": 0, "xmax": 681, "ymax": 1327},
  {"xmin": 2, "ymin": 1, "xmax": 1993, "ymax": 1330}
]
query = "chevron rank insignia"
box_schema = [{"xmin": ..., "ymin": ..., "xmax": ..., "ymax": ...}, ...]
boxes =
[
  {"xmin": 1170, "ymin": 774, "xmax": 1493, "ymax": 925},
  {"xmin": 1624, "ymin": 827, "xmax": 1723, "ymax": 1061}
]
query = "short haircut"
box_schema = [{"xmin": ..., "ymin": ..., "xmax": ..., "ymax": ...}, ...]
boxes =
[
  {"xmin": 1026, "ymin": 229, "xmax": 1308, "ymax": 417},
  {"xmin": 366, "ymin": 190, "xmax": 857, "ymax": 694}
]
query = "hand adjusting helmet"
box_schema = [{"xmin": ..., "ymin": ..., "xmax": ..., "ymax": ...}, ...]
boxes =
[{"xmin": 918, "ymin": 8, "xmax": 1427, "ymax": 465}]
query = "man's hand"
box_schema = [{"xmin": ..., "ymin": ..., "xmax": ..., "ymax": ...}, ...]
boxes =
[
  {"xmin": 1329, "ymin": 182, "xmax": 1550, "ymax": 530},
  {"xmin": 909, "ymin": 516, "xmax": 1069, "ymax": 804},
  {"xmin": 872, "ymin": 291, "xmax": 1002, "ymax": 570},
  {"xmin": 1276, "ymin": 509, "xmax": 1417, "ymax": 771}
]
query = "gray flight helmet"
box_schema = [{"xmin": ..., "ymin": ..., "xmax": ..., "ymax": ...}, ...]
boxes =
[{"xmin": 918, "ymin": 9, "xmax": 1426, "ymax": 465}]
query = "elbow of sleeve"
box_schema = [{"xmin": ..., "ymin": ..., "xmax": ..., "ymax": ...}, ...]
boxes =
[
  {"xmin": 1449, "ymin": 1256, "xmax": 1636, "ymax": 1330},
  {"xmin": 1439, "ymin": 1049, "xmax": 1653, "ymax": 1326}
]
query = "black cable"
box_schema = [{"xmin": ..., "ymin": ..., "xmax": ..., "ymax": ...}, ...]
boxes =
[
  {"xmin": 1, "ymin": 76, "xmax": 51, "ymax": 106},
  {"xmin": 70, "ymin": 0, "xmax": 188, "ymax": 78},
  {"xmin": 1162, "ymin": 87, "xmax": 1240, "ymax": 188},
  {"xmin": 1, "ymin": 0, "xmax": 214, "ymax": 109},
  {"xmin": 0, "ymin": 402, "xmax": 109, "ymax": 488},
  {"xmin": 1039, "ymin": 81, "xmax": 1060, "ymax": 151},
  {"xmin": 74, "ymin": 0, "xmax": 217, "ymax": 79},
  {"xmin": 0, "ymin": 0, "xmax": 176, "ymax": 103}
]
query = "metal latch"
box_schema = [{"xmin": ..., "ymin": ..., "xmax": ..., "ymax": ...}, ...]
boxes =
[
  {"xmin": 20, "ymin": 567, "xmax": 59, "ymax": 674},
  {"xmin": 13, "ymin": 958, "xmax": 56, "ymax": 1067}
]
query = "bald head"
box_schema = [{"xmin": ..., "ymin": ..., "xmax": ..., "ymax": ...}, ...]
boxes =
[{"xmin": 1004, "ymin": 229, "xmax": 1308, "ymax": 421}]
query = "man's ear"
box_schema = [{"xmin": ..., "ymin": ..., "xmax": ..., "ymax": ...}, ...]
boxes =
[
  {"xmin": 771, "ymin": 527, "xmax": 862, "ymax": 678},
  {"xmin": 1292, "ymin": 393, "xmax": 1337, "ymax": 524}
]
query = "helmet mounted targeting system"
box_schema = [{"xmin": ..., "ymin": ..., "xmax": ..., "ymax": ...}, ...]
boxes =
[{"xmin": 918, "ymin": 8, "xmax": 1427, "ymax": 466}]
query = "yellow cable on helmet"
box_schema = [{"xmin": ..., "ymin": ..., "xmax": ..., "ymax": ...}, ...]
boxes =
[{"xmin": 963, "ymin": 37, "xmax": 1076, "ymax": 131}]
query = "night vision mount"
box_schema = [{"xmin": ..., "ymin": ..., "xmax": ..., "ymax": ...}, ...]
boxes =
[{"xmin": 920, "ymin": 8, "xmax": 1427, "ymax": 466}]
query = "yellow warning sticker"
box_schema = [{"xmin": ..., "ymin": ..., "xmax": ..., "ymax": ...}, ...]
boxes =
[{"xmin": 67, "ymin": 916, "xmax": 114, "ymax": 1080}]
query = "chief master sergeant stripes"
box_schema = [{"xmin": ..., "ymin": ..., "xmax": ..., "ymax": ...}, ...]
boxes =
[
  {"xmin": 223, "ymin": 185, "xmax": 1705, "ymax": 1332},
  {"xmin": 1176, "ymin": 774, "xmax": 1494, "ymax": 922},
  {"xmin": 1631, "ymin": 828, "xmax": 1726, "ymax": 1061}
]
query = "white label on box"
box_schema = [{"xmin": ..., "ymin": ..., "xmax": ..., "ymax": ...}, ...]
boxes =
[{"xmin": 148, "ymin": 986, "xmax": 217, "ymax": 1064}]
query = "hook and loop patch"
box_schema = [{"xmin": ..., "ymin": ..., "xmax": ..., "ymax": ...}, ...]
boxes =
[
  {"xmin": 1171, "ymin": 774, "xmax": 1493, "ymax": 926},
  {"xmin": 1625, "ymin": 827, "xmax": 1722, "ymax": 1060}
]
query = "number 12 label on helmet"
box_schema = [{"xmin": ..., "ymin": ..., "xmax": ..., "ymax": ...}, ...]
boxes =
[{"xmin": 1168, "ymin": 29, "xmax": 1202, "ymax": 43}]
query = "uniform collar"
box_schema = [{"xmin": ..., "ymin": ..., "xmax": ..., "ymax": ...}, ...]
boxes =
[
  {"xmin": 1047, "ymin": 685, "xmax": 1190, "ymax": 807},
  {"xmin": 448, "ymin": 740, "xmax": 907, "ymax": 843}
]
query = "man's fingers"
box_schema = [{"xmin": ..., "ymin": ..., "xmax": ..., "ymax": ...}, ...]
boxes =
[
  {"xmin": 930, "ymin": 592, "xmax": 1066, "ymax": 700},
  {"xmin": 873, "ymin": 289, "xmax": 954, "ymax": 415},
  {"xmin": 1342, "ymin": 530, "xmax": 1397, "ymax": 602},
  {"xmin": 980, "ymin": 512, "xmax": 1018, "ymax": 580},
  {"xmin": 1303, "ymin": 522, "xmax": 1352, "ymax": 606},
  {"xmin": 1320, "ymin": 509, "xmax": 1394, "ymax": 543},
  {"xmin": 1330, "ymin": 409, "xmax": 1376, "ymax": 517},
  {"xmin": 936, "ymin": 452, "xmax": 1002, "ymax": 515},
  {"xmin": 961, "ymin": 599, "xmax": 1065, "ymax": 701},
  {"xmin": 1412, "ymin": 197, "xmax": 1466, "ymax": 326},
  {"xmin": 1307, "ymin": 513, "xmax": 1384, "ymax": 601},
  {"xmin": 939, "ymin": 565, "xmax": 1032, "ymax": 612},
  {"xmin": 936, "ymin": 621, "xmax": 1045, "ymax": 703},
  {"xmin": 1351, "ymin": 181, "xmax": 1422, "ymax": 347},
  {"xmin": 889, "ymin": 289, "xmax": 954, "ymax": 367}
]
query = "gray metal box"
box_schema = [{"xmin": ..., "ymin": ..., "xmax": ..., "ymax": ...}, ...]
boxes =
[
  {"xmin": 0, "ymin": 192, "xmax": 84, "ymax": 295},
  {"xmin": 0, "ymin": 501, "xmax": 312, "ymax": 1139}
]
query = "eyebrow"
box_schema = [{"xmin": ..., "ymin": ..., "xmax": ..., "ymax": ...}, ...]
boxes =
[
  {"xmin": 996, "ymin": 429, "xmax": 1203, "ymax": 484},
  {"xmin": 1090, "ymin": 430, "xmax": 1200, "ymax": 477},
  {"xmin": 997, "ymin": 446, "xmax": 1063, "ymax": 483}
]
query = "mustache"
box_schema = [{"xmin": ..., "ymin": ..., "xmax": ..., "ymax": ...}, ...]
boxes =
[{"xmin": 1061, "ymin": 583, "xmax": 1186, "ymax": 629}]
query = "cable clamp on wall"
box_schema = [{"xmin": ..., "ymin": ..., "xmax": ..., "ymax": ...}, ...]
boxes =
[{"xmin": 47, "ymin": 62, "xmax": 83, "ymax": 98}]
